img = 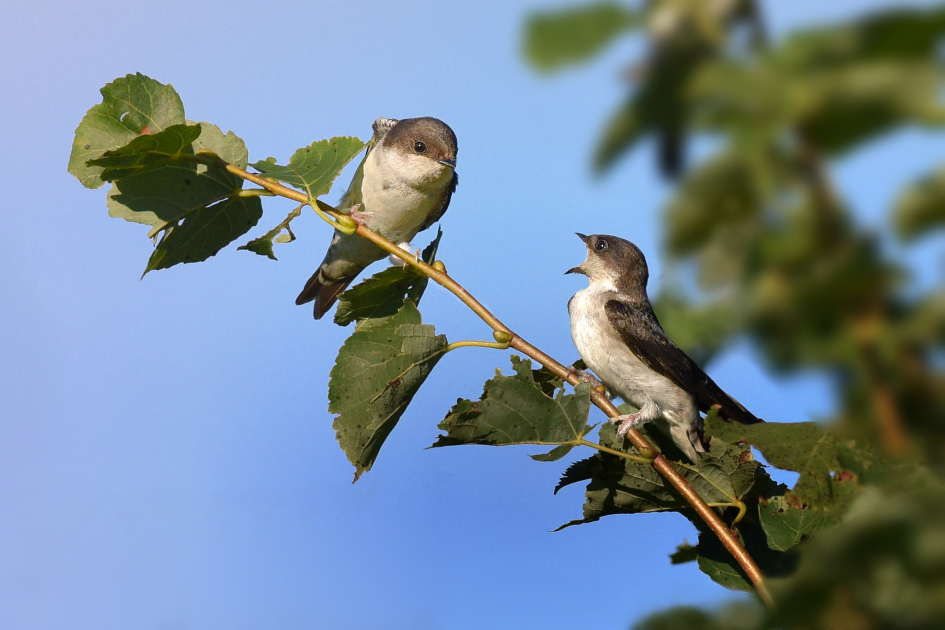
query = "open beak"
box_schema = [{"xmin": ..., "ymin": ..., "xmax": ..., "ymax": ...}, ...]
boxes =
[{"xmin": 566, "ymin": 233, "xmax": 589, "ymax": 275}]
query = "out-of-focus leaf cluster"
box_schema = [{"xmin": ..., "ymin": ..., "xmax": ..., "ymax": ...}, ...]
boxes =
[{"xmin": 524, "ymin": 0, "xmax": 945, "ymax": 624}]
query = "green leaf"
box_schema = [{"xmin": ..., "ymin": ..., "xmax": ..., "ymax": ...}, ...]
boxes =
[
  {"xmin": 89, "ymin": 122, "xmax": 262, "ymax": 273},
  {"xmin": 192, "ymin": 121, "xmax": 250, "ymax": 168},
  {"xmin": 90, "ymin": 123, "xmax": 202, "ymax": 181},
  {"xmin": 593, "ymin": 47, "xmax": 703, "ymax": 173},
  {"xmin": 777, "ymin": 7, "xmax": 945, "ymax": 69},
  {"xmin": 705, "ymin": 417, "xmax": 859, "ymax": 512},
  {"xmin": 662, "ymin": 149, "xmax": 780, "ymax": 256},
  {"xmin": 238, "ymin": 204, "xmax": 301, "ymax": 261},
  {"xmin": 767, "ymin": 487, "xmax": 945, "ymax": 629},
  {"xmin": 835, "ymin": 444, "xmax": 938, "ymax": 494},
  {"xmin": 100, "ymin": 123, "xmax": 248, "ymax": 230},
  {"xmin": 329, "ymin": 302, "xmax": 448, "ymax": 481},
  {"xmin": 759, "ymin": 496, "xmax": 838, "ymax": 552},
  {"xmin": 631, "ymin": 602, "xmax": 763, "ymax": 630},
  {"xmin": 697, "ymin": 547, "xmax": 754, "ymax": 592},
  {"xmin": 144, "ymin": 193, "xmax": 262, "ymax": 273},
  {"xmin": 333, "ymin": 229, "xmax": 443, "ymax": 326},
  {"xmin": 432, "ymin": 355, "xmax": 592, "ymax": 461},
  {"xmin": 251, "ymin": 137, "xmax": 365, "ymax": 199},
  {"xmin": 798, "ymin": 62, "xmax": 945, "ymax": 156},
  {"xmin": 893, "ymin": 166, "xmax": 945, "ymax": 240},
  {"xmin": 69, "ymin": 73, "xmax": 186, "ymax": 188},
  {"xmin": 669, "ymin": 542, "xmax": 698, "ymax": 565},
  {"xmin": 556, "ymin": 424, "xmax": 762, "ymax": 529},
  {"xmin": 523, "ymin": 2, "xmax": 638, "ymax": 72}
]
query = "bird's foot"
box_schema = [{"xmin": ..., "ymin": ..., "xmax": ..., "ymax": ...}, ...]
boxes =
[
  {"xmin": 389, "ymin": 241, "xmax": 420, "ymax": 266},
  {"xmin": 566, "ymin": 368, "xmax": 605, "ymax": 393},
  {"xmin": 348, "ymin": 205, "xmax": 374, "ymax": 226},
  {"xmin": 611, "ymin": 412, "xmax": 647, "ymax": 439}
]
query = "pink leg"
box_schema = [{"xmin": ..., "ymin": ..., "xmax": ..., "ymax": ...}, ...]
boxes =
[{"xmin": 348, "ymin": 204, "xmax": 374, "ymax": 226}]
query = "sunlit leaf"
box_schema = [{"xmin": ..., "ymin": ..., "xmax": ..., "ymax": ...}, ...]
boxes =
[
  {"xmin": 251, "ymin": 137, "xmax": 365, "ymax": 199},
  {"xmin": 329, "ymin": 302, "xmax": 447, "ymax": 481},
  {"xmin": 69, "ymin": 73, "xmax": 186, "ymax": 188}
]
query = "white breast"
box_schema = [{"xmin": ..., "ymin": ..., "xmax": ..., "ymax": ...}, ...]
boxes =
[
  {"xmin": 568, "ymin": 285, "xmax": 697, "ymax": 421},
  {"xmin": 360, "ymin": 146, "xmax": 450, "ymax": 244}
]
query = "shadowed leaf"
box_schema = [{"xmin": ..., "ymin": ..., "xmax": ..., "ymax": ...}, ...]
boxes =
[
  {"xmin": 705, "ymin": 416, "xmax": 860, "ymax": 512},
  {"xmin": 334, "ymin": 229, "xmax": 443, "ymax": 326},
  {"xmin": 432, "ymin": 355, "xmax": 592, "ymax": 461},
  {"xmin": 760, "ymin": 496, "xmax": 838, "ymax": 552},
  {"xmin": 556, "ymin": 423, "xmax": 762, "ymax": 529},
  {"xmin": 90, "ymin": 123, "xmax": 202, "ymax": 181},
  {"xmin": 670, "ymin": 542, "xmax": 698, "ymax": 565},
  {"xmin": 88, "ymin": 122, "xmax": 261, "ymax": 273}
]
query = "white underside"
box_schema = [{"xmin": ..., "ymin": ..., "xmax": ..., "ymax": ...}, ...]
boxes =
[
  {"xmin": 569, "ymin": 283, "xmax": 703, "ymax": 460},
  {"xmin": 323, "ymin": 144, "xmax": 452, "ymax": 278}
]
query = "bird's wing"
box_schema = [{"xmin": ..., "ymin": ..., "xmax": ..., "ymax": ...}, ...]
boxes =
[
  {"xmin": 418, "ymin": 171, "xmax": 458, "ymax": 232},
  {"xmin": 604, "ymin": 299, "xmax": 761, "ymax": 424},
  {"xmin": 335, "ymin": 118, "xmax": 400, "ymax": 213}
]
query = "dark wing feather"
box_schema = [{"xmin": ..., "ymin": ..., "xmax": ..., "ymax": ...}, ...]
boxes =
[
  {"xmin": 604, "ymin": 299, "xmax": 761, "ymax": 424},
  {"xmin": 418, "ymin": 172, "xmax": 458, "ymax": 232}
]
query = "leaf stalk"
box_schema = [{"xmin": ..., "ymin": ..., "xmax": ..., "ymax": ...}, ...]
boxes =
[{"xmin": 223, "ymin": 161, "xmax": 773, "ymax": 606}]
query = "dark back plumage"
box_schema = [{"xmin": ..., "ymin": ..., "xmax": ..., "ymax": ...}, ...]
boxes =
[{"xmin": 583, "ymin": 233, "xmax": 762, "ymax": 425}]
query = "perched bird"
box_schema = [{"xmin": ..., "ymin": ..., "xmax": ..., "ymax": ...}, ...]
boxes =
[
  {"xmin": 566, "ymin": 233, "xmax": 762, "ymax": 462},
  {"xmin": 297, "ymin": 116, "xmax": 458, "ymax": 319}
]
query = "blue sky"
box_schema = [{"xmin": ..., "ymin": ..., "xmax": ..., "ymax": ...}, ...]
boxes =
[{"xmin": 1, "ymin": 1, "xmax": 942, "ymax": 629}]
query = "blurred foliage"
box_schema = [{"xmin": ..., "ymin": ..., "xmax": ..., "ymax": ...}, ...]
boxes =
[
  {"xmin": 70, "ymin": 1, "xmax": 945, "ymax": 623},
  {"xmin": 523, "ymin": 2, "xmax": 639, "ymax": 72},
  {"xmin": 525, "ymin": 0, "xmax": 945, "ymax": 626}
]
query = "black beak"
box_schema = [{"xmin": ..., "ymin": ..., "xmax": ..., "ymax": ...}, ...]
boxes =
[
  {"xmin": 575, "ymin": 232, "xmax": 589, "ymax": 244},
  {"xmin": 438, "ymin": 158, "xmax": 457, "ymax": 169}
]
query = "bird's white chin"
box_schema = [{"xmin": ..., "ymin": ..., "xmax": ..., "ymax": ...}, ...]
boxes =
[{"xmin": 406, "ymin": 156, "xmax": 453, "ymax": 188}]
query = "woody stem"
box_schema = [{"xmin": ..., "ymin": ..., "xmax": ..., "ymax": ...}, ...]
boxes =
[{"xmin": 223, "ymin": 163, "xmax": 773, "ymax": 607}]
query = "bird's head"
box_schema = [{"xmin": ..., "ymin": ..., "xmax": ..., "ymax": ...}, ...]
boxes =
[
  {"xmin": 381, "ymin": 116, "xmax": 457, "ymax": 187},
  {"xmin": 566, "ymin": 233, "xmax": 649, "ymax": 293}
]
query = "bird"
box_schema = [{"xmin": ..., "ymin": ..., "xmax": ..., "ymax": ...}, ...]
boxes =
[
  {"xmin": 297, "ymin": 116, "xmax": 458, "ymax": 319},
  {"xmin": 566, "ymin": 233, "xmax": 762, "ymax": 462}
]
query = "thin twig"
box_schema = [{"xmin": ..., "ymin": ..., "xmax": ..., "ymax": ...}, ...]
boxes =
[{"xmin": 222, "ymin": 162, "xmax": 773, "ymax": 606}]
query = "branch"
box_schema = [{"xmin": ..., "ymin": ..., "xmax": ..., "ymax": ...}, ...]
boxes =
[{"xmin": 223, "ymin": 162, "xmax": 773, "ymax": 606}]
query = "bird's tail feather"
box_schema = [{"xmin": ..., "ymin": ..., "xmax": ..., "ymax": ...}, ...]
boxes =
[
  {"xmin": 718, "ymin": 395, "xmax": 764, "ymax": 425},
  {"xmin": 296, "ymin": 270, "xmax": 354, "ymax": 320}
]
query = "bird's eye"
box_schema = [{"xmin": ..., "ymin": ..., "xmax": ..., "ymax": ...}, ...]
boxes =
[
  {"xmin": 595, "ymin": 239, "xmax": 609, "ymax": 252},
  {"xmin": 414, "ymin": 141, "xmax": 426, "ymax": 153}
]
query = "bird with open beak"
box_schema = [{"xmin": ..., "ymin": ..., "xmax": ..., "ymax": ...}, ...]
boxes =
[{"xmin": 566, "ymin": 233, "xmax": 762, "ymax": 462}]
